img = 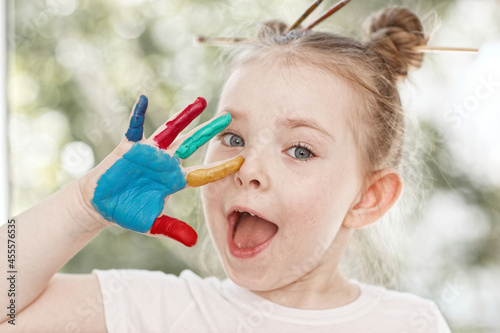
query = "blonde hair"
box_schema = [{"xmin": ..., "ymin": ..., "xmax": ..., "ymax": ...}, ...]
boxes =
[{"xmin": 219, "ymin": 7, "xmax": 430, "ymax": 286}]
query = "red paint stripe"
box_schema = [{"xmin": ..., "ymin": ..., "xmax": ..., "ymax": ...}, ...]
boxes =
[
  {"xmin": 150, "ymin": 215, "xmax": 198, "ymax": 247},
  {"xmin": 154, "ymin": 97, "xmax": 207, "ymax": 150}
]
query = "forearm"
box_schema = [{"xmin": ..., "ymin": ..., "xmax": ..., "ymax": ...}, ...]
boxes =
[{"xmin": 0, "ymin": 179, "xmax": 106, "ymax": 323}]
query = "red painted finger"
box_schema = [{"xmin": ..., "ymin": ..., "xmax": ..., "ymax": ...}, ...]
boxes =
[
  {"xmin": 153, "ymin": 97, "xmax": 207, "ymax": 150},
  {"xmin": 150, "ymin": 215, "xmax": 198, "ymax": 247}
]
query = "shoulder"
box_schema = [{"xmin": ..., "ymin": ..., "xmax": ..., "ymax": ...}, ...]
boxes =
[
  {"xmin": 92, "ymin": 269, "xmax": 225, "ymax": 333},
  {"xmin": 354, "ymin": 281, "xmax": 451, "ymax": 332},
  {"xmin": 93, "ymin": 268, "xmax": 223, "ymax": 298}
]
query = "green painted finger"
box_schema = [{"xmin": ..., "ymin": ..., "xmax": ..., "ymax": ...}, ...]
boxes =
[{"xmin": 175, "ymin": 113, "xmax": 232, "ymax": 159}]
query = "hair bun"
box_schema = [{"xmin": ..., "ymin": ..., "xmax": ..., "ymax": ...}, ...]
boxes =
[
  {"xmin": 257, "ymin": 20, "xmax": 287, "ymax": 39},
  {"xmin": 363, "ymin": 7, "xmax": 428, "ymax": 79}
]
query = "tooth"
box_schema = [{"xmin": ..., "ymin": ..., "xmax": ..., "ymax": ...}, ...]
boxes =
[{"xmin": 249, "ymin": 213, "xmax": 255, "ymax": 216}]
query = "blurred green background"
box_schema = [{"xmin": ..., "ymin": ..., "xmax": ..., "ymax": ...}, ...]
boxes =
[{"xmin": 7, "ymin": 0, "xmax": 500, "ymax": 331}]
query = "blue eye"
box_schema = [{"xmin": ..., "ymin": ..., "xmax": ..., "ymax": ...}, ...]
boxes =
[
  {"xmin": 222, "ymin": 133, "xmax": 245, "ymax": 147},
  {"xmin": 286, "ymin": 144, "xmax": 313, "ymax": 160}
]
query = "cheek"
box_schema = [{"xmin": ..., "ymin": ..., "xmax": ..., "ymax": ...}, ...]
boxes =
[
  {"xmin": 200, "ymin": 142, "xmax": 225, "ymax": 212},
  {"xmin": 200, "ymin": 182, "xmax": 224, "ymax": 246},
  {"xmin": 203, "ymin": 140, "xmax": 223, "ymax": 164},
  {"xmin": 201, "ymin": 178, "xmax": 227, "ymax": 216},
  {"xmin": 283, "ymin": 166, "xmax": 357, "ymax": 228},
  {"xmin": 200, "ymin": 171, "xmax": 235, "ymax": 234}
]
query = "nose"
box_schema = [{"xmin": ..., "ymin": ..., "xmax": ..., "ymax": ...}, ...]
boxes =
[{"xmin": 234, "ymin": 149, "xmax": 270, "ymax": 190}]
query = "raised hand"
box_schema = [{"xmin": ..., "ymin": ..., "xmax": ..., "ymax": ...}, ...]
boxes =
[{"xmin": 91, "ymin": 95, "xmax": 243, "ymax": 247}]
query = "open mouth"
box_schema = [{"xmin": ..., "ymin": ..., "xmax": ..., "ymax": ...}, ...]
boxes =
[{"xmin": 227, "ymin": 209, "xmax": 278, "ymax": 257}]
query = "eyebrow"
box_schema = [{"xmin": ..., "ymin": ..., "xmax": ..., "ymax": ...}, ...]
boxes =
[
  {"xmin": 223, "ymin": 108, "xmax": 335, "ymax": 141},
  {"xmin": 280, "ymin": 117, "xmax": 335, "ymax": 141}
]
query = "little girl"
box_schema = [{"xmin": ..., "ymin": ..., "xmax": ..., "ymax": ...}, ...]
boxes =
[{"xmin": 1, "ymin": 6, "xmax": 451, "ymax": 332}]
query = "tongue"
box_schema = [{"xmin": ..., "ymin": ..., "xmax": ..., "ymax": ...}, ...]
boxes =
[{"xmin": 233, "ymin": 214, "xmax": 278, "ymax": 248}]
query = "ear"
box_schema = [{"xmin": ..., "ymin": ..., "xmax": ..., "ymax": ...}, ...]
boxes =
[{"xmin": 343, "ymin": 168, "xmax": 403, "ymax": 229}]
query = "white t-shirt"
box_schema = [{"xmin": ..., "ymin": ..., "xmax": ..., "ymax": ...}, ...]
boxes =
[{"xmin": 93, "ymin": 269, "xmax": 451, "ymax": 333}]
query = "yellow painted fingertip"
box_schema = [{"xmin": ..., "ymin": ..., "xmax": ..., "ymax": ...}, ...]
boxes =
[{"xmin": 186, "ymin": 156, "xmax": 244, "ymax": 187}]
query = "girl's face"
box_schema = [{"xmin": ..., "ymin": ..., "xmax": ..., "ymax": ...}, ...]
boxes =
[{"xmin": 201, "ymin": 59, "xmax": 363, "ymax": 292}]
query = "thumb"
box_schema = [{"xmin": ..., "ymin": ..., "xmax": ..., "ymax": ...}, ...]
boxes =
[{"xmin": 150, "ymin": 214, "xmax": 198, "ymax": 247}]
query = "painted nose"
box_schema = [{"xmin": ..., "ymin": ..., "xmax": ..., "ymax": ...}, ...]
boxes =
[{"xmin": 234, "ymin": 150, "xmax": 270, "ymax": 190}]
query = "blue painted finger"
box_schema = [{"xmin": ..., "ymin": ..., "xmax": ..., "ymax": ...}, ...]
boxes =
[
  {"xmin": 125, "ymin": 95, "xmax": 148, "ymax": 142},
  {"xmin": 175, "ymin": 113, "xmax": 232, "ymax": 159}
]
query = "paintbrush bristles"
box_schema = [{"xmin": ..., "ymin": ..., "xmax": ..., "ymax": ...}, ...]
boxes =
[
  {"xmin": 284, "ymin": 0, "xmax": 324, "ymax": 34},
  {"xmin": 196, "ymin": 36, "xmax": 250, "ymax": 45},
  {"xmin": 303, "ymin": 0, "xmax": 352, "ymax": 31},
  {"xmin": 413, "ymin": 46, "xmax": 479, "ymax": 53}
]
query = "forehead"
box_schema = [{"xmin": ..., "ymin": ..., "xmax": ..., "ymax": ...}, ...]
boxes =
[{"xmin": 219, "ymin": 59, "xmax": 358, "ymax": 137}]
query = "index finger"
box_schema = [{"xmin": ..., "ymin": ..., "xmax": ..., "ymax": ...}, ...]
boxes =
[{"xmin": 153, "ymin": 97, "xmax": 207, "ymax": 149}]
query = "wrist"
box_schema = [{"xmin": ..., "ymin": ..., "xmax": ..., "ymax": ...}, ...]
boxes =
[{"xmin": 66, "ymin": 175, "xmax": 110, "ymax": 234}]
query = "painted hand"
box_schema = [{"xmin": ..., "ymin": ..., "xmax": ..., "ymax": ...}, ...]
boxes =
[{"xmin": 91, "ymin": 95, "xmax": 243, "ymax": 247}]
